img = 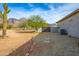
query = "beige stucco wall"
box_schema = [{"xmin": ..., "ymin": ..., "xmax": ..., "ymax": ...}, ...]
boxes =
[{"xmin": 57, "ymin": 12, "xmax": 79, "ymax": 38}]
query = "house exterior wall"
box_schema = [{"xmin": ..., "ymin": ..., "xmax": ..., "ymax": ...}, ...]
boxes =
[{"xmin": 57, "ymin": 12, "xmax": 79, "ymax": 38}]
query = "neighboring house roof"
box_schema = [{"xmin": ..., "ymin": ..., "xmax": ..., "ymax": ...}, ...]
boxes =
[{"xmin": 56, "ymin": 8, "xmax": 79, "ymax": 23}]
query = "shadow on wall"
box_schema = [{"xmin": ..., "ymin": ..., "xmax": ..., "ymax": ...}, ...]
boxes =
[{"xmin": 7, "ymin": 32, "xmax": 52, "ymax": 56}]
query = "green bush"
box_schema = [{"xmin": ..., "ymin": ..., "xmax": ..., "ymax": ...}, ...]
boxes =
[
  {"xmin": 17, "ymin": 15, "xmax": 48, "ymax": 31},
  {"xmin": 0, "ymin": 24, "xmax": 3, "ymax": 29},
  {"xmin": 7, "ymin": 24, "xmax": 13, "ymax": 29},
  {"xmin": 0, "ymin": 24, "xmax": 13, "ymax": 29},
  {"xmin": 27, "ymin": 15, "xmax": 48, "ymax": 31}
]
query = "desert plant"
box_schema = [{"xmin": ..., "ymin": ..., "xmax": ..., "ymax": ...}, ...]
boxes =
[
  {"xmin": 27, "ymin": 15, "xmax": 48, "ymax": 31},
  {"xmin": 0, "ymin": 3, "xmax": 11, "ymax": 38},
  {"xmin": 7, "ymin": 24, "xmax": 13, "ymax": 29},
  {"xmin": 0, "ymin": 24, "xmax": 3, "ymax": 29},
  {"xmin": 0, "ymin": 24, "xmax": 12, "ymax": 29},
  {"xmin": 18, "ymin": 20, "xmax": 29, "ymax": 30}
]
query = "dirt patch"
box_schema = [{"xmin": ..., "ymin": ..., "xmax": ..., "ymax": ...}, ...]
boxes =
[{"xmin": 0, "ymin": 30, "xmax": 39, "ymax": 56}]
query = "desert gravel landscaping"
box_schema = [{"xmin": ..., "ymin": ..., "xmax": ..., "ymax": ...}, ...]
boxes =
[
  {"xmin": 30, "ymin": 32, "xmax": 79, "ymax": 56},
  {"xmin": 0, "ymin": 30, "xmax": 39, "ymax": 56},
  {"xmin": 0, "ymin": 30, "xmax": 79, "ymax": 56}
]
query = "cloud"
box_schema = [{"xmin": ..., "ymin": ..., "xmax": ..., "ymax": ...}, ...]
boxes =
[{"xmin": 8, "ymin": 3, "xmax": 79, "ymax": 24}]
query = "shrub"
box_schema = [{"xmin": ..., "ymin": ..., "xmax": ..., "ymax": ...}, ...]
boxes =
[
  {"xmin": 7, "ymin": 24, "xmax": 13, "ymax": 29},
  {"xmin": 0, "ymin": 24, "xmax": 3, "ymax": 29}
]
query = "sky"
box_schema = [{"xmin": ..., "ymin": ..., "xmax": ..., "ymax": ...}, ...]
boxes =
[{"xmin": 0, "ymin": 3, "xmax": 79, "ymax": 24}]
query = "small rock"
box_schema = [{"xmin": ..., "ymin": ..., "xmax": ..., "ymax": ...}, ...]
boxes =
[{"xmin": 26, "ymin": 53, "xmax": 30, "ymax": 56}]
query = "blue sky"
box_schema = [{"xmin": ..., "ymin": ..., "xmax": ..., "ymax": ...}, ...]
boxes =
[{"xmin": 0, "ymin": 3, "xmax": 79, "ymax": 24}]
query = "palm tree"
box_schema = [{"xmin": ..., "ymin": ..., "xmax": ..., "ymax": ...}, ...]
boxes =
[{"xmin": 0, "ymin": 3, "xmax": 10, "ymax": 38}]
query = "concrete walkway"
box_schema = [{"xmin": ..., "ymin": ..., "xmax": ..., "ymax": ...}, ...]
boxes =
[{"xmin": 30, "ymin": 32, "xmax": 79, "ymax": 56}]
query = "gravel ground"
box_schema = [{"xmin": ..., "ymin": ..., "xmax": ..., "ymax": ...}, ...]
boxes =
[
  {"xmin": 30, "ymin": 32, "xmax": 79, "ymax": 56},
  {"xmin": 0, "ymin": 31, "xmax": 79, "ymax": 56}
]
